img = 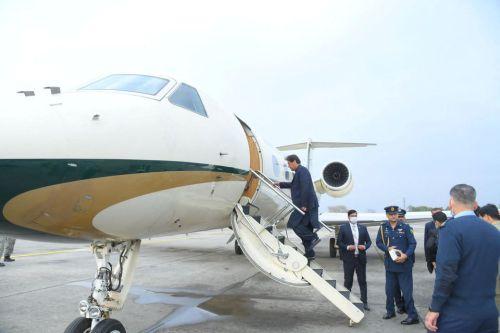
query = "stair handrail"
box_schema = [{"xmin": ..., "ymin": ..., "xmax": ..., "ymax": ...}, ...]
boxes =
[
  {"xmin": 251, "ymin": 169, "xmax": 334, "ymax": 233},
  {"xmin": 318, "ymin": 219, "xmax": 334, "ymax": 233},
  {"xmin": 234, "ymin": 204, "xmax": 289, "ymax": 260},
  {"xmin": 250, "ymin": 169, "xmax": 305, "ymax": 216}
]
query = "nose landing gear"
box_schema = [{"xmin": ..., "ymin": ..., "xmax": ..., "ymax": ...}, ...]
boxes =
[{"xmin": 64, "ymin": 240, "xmax": 141, "ymax": 333}]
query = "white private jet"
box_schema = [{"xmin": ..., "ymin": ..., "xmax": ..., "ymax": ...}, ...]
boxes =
[{"xmin": 2, "ymin": 73, "xmax": 376, "ymax": 333}]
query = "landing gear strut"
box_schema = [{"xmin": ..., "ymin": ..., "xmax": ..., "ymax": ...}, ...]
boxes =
[
  {"xmin": 329, "ymin": 226, "xmax": 340, "ymax": 258},
  {"xmin": 64, "ymin": 240, "xmax": 141, "ymax": 333},
  {"xmin": 235, "ymin": 240, "xmax": 243, "ymax": 255},
  {"xmin": 329, "ymin": 238, "xmax": 337, "ymax": 258}
]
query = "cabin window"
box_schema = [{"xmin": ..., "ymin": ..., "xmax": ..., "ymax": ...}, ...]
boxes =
[
  {"xmin": 169, "ymin": 83, "xmax": 208, "ymax": 117},
  {"xmin": 80, "ymin": 74, "xmax": 169, "ymax": 95},
  {"xmin": 272, "ymin": 155, "xmax": 281, "ymax": 177}
]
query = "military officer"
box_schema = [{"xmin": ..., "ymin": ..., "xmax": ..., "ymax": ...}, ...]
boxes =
[
  {"xmin": 0, "ymin": 236, "xmax": 16, "ymax": 266},
  {"xmin": 0, "ymin": 237, "xmax": 5, "ymax": 267},
  {"xmin": 393, "ymin": 209, "xmax": 407, "ymax": 314},
  {"xmin": 3, "ymin": 237, "xmax": 16, "ymax": 262},
  {"xmin": 376, "ymin": 205, "xmax": 419, "ymax": 325}
]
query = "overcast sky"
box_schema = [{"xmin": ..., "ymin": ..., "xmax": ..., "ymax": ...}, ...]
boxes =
[{"xmin": 1, "ymin": 0, "xmax": 498, "ymax": 211}]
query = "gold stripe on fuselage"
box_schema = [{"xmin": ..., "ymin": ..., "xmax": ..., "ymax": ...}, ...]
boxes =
[{"xmin": 3, "ymin": 171, "xmax": 245, "ymax": 240}]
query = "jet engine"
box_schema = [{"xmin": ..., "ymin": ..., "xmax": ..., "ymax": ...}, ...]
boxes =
[{"xmin": 314, "ymin": 162, "xmax": 353, "ymax": 198}]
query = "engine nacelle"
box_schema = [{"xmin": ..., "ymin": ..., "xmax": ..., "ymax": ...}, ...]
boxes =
[{"xmin": 314, "ymin": 162, "xmax": 353, "ymax": 198}]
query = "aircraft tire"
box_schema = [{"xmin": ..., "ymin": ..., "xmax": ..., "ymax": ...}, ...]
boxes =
[
  {"xmin": 63, "ymin": 317, "xmax": 91, "ymax": 333},
  {"xmin": 235, "ymin": 240, "xmax": 243, "ymax": 255},
  {"xmin": 92, "ymin": 319, "xmax": 126, "ymax": 333},
  {"xmin": 329, "ymin": 238, "xmax": 337, "ymax": 258}
]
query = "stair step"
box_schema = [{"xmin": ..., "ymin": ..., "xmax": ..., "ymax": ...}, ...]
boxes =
[
  {"xmin": 326, "ymin": 279, "xmax": 336, "ymax": 288},
  {"xmin": 313, "ymin": 269, "xmax": 323, "ymax": 277},
  {"xmin": 339, "ymin": 290, "xmax": 350, "ymax": 299},
  {"xmin": 277, "ymin": 235, "xmax": 285, "ymax": 244},
  {"xmin": 353, "ymin": 303, "xmax": 364, "ymax": 312}
]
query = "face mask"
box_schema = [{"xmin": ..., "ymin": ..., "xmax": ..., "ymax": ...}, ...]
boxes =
[{"xmin": 349, "ymin": 217, "xmax": 357, "ymax": 224}]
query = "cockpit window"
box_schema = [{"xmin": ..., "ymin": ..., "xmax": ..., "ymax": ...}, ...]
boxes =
[
  {"xmin": 169, "ymin": 83, "xmax": 207, "ymax": 117},
  {"xmin": 80, "ymin": 74, "xmax": 169, "ymax": 95}
]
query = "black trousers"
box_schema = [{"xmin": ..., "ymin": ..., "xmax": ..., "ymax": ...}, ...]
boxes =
[
  {"xmin": 394, "ymin": 279, "xmax": 405, "ymax": 310},
  {"xmin": 343, "ymin": 257, "xmax": 367, "ymax": 304},
  {"xmin": 293, "ymin": 223, "xmax": 316, "ymax": 258}
]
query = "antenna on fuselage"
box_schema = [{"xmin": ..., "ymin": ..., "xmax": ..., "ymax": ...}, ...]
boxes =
[
  {"xmin": 17, "ymin": 90, "xmax": 35, "ymax": 97},
  {"xmin": 44, "ymin": 86, "xmax": 61, "ymax": 94}
]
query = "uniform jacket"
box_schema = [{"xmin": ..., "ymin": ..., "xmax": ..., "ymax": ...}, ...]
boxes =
[
  {"xmin": 430, "ymin": 214, "xmax": 500, "ymax": 318},
  {"xmin": 337, "ymin": 223, "xmax": 372, "ymax": 263},
  {"xmin": 279, "ymin": 165, "xmax": 319, "ymax": 229},
  {"xmin": 376, "ymin": 221, "xmax": 417, "ymax": 272}
]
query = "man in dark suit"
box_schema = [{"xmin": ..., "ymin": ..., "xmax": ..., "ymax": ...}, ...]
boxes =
[
  {"xmin": 425, "ymin": 211, "xmax": 448, "ymax": 274},
  {"xmin": 337, "ymin": 209, "xmax": 372, "ymax": 310},
  {"xmin": 277, "ymin": 154, "xmax": 320, "ymax": 260},
  {"xmin": 425, "ymin": 184, "xmax": 499, "ymax": 333},
  {"xmin": 424, "ymin": 208, "xmax": 442, "ymax": 273}
]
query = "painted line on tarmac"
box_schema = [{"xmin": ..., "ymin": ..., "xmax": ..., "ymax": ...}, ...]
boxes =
[
  {"xmin": 12, "ymin": 233, "xmax": 230, "ymax": 258},
  {"xmin": 12, "ymin": 248, "xmax": 88, "ymax": 258}
]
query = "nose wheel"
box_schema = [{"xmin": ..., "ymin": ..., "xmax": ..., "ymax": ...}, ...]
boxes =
[
  {"xmin": 91, "ymin": 319, "xmax": 126, "ymax": 333},
  {"xmin": 235, "ymin": 240, "xmax": 243, "ymax": 255},
  {"xmin": 64, "ymin": 317, "xmax": 91, "ymax": 333},
  {"xmin": 64, "ymin": 318, "xmax": 126, "ymax": 333}
]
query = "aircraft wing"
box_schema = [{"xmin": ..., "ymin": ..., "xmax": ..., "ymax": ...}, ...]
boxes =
[
  {"xmin": 277, "ymin": 141, "xmax": 376, "ymax": 151},
  {"xmin": 319, "ymin": 211, "xmax": 448, "ymax": 227}
]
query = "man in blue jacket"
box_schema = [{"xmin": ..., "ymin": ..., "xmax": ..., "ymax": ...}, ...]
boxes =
[
  {"xmin": 277, "ymin": 154, "xmax": 320, "ymax": 260},
  {"xmin": 376, "ymin": 205, "xmax": 419, "ymax": 325},
  {"xmin": 425, "ymin": 184, "xmax": 500, "ymax": 333},
  {"xmin": 337, "ymin": 209, "xmax": 372, "ymax": 310}
]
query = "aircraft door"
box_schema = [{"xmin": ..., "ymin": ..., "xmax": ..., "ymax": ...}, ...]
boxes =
[{"xmin": 237, "ymin": 118, "xmax": 262, "ymax": 203}]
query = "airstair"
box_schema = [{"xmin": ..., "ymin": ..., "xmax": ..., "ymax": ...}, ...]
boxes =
[{"xmin": 231, "ymin": 170, "xmax": 365, "ymax": 325}]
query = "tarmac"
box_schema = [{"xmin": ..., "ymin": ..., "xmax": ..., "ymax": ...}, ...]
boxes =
[{"xmin": 0, "ymin": 224, "xmax": 435, "ymax": 333}]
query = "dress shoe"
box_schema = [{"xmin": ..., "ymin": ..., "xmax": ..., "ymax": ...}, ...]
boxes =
[
  {"xmin": 0, "ymin": 262, "xmax": 5, "ymax": 267},
  {"xmin": 4, "ymin": 256, "xmax": 14, "ymax": 262},
  {"xmin": 382, "ymin": 313, "xmax": 396, "ymax": 319},
  {"xmin": 363, "ymin": 303, "xmax": 370, "ymax": 311},
  {"xmin": 401, "ymin": 317, "xmax": 419, "ymax": 325},
  {"xmin": 397, "ymin": 308, "xmax": 406, "ymax": 314}
]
